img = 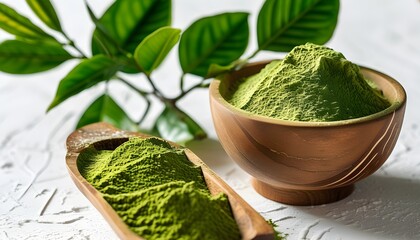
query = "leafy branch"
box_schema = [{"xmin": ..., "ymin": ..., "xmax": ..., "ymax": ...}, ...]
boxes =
[{"xmin": 0, "ymin": 0, "xmax": 339, "ymax": 143}]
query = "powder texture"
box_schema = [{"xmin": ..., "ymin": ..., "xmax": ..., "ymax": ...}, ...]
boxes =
[
  {"xmin": 77, "ymin": 137, "xmax": 240, "ymax": 240},
  {"xmin": 227, "ymin": 43, "xmax": 390, "ymax": 121}
]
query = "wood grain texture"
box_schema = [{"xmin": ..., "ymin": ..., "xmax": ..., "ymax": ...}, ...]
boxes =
[
  {"xmin": 65, "ymin": 122, "xmax": 275, "ymax": 240},
  {"xmin": 209, "ymin": 61, "xmax": 406, "ymax": 205}
]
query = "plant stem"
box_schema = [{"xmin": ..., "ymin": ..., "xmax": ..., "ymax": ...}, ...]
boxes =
[
  {"xmin": 118, "ymin": 74, "xmax": 181, "ymax": 125},
  {"xmin": 246, "ymin": 48, "xmax": 261, "ymax": 61},
  {"xmin": 172, "ymin": 79, "xmax": 208, "ymax": 102},
  {"xmin": 117, "ymin": 76, "xmax": 150, "ymax": 95},
  {"xmin": 132, "ymin": 61, "xmax": 165, "ymax": 99},
  {"xmin": 104, "ymin": 80, "xmax": 110, "ymax": 93},
  {"xmin": 145, "ymin": 73, "xmax": 162, "ymax": 97},
  {"xmin": 117, "ymin": 76, "xmax": 153, "ymax": 125},
  {"xmin": 61, "ymin": 31, "xmax": 88, "ymax": 58},
  {"xmin": 180, "ymin": 74, "xmax": 186, "ymax": 93},
  {"xmin": 137, "ymin": 100, "xmax": 151, "ymax": 125}
]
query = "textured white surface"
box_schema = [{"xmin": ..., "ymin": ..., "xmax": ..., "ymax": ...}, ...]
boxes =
[{"xmin": 1, "ymin": 0, "xmax": 420, "ymax": 239}]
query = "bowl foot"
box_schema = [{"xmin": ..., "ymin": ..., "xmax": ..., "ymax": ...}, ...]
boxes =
[{"xmin": 251, "ymin": 178, "xmax": 354, "ymax": 205}]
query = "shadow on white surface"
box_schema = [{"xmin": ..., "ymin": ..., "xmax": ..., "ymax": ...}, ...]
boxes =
[
  {"xmin": 183, "ymin": 138, "xmax": 420, "ymax": 240},
  {"xmin": 300, "ymin": 175, "xmax": 420, "ymax": 240}
]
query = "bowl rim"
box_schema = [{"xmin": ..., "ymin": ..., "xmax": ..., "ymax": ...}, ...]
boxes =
[{"xmin": 210, "ymin": 60, "xmax": 407, "ymax": 128}]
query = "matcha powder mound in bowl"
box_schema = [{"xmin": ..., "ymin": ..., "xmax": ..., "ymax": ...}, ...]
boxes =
[
  {"xmin": 209, "ymin": 43, "xmax": 406, "ymax": 205},
  {"xmin": 227, "ymin": 43, "xmax": 391, "ymax": 122},
  {"xmin": 77, "ymin": 137, "xmax": 241, "ymax": 240}
]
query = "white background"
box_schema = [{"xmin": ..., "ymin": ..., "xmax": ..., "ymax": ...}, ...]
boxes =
[{"xmin": 1, "ymin": 0, "xmax": 420, "ymax": 239}]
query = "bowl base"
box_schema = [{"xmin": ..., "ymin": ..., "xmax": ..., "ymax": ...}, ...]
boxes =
[{"xmin": 251, "ymin": 178, "xmax": 354, "ymax": 206}]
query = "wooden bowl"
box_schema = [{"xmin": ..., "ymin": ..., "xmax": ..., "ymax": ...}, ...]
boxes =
[
  {"xmin": 209, "ymin": 61, "xmax": 406, "ymax": 206},
  {"xmin": 66, "ymin": 122, "xmax": 275, "ymax": 240}
]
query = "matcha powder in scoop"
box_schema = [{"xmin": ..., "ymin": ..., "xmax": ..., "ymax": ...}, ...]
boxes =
[
  {"xmin": 227, "ymin": 43, "xmax": 390, "ymax": 122},
  {"xmin": 77, "ymin": 137, "xmax": 241, "ymax": 240}
]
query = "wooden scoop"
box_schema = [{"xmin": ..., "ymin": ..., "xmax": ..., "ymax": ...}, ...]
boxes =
[{"xmin": 66, "ymin": 122, "xmax": 275, "ymax": 240}]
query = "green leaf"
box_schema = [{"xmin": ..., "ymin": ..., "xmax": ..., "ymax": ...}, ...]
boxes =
[
  {"xmin": 134, "ymin": 27, "xmax": 180, "ymax": 75},
  {"xmin": 153, "ymin": 105, "xmax": 206, "ymax": 144},
  {"xmin": 77, "ymin": 94, "xmax": 138, "ymax": 131},
  {"xmin": 91, "ymin": 0, "xmax": 171, "ymax": 55},
  {"xmin": 257, "ymin": 0, "xmax": 340, "ymax": 52},
  {"xmin": 84, "ymin": 1, "xmax": 119, "ymax": 56},
  {"xmin": 0, "ymin": 3, "xmax": 53, "ymax": 39},
  {"xmin": 26, "ymin": 0, "xmax": 62, "ymax": 31},
  {"xmin": 91, "ymin": 25, "xmax": 120, "ymax": 56},
  {"xmin": 179, "ymin": 12, "xmax": 249, "ymax": 77},
  {"xmin": 115, "ymin": 56, "xmax": 139, "ymax": 74},
  {"xmin": 0, "ymin": 39, "xmax": 72, "ymax": 74},
  {"xmin": 47, "ymin": 55, "xmax": 120, "ymax": 111},
  {"xmin": 206, "ymin": 63, "xmax": 236, "ymax": 78}
]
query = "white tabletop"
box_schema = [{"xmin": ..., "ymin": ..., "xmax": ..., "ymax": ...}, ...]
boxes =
[{"xmin": 1, "ymin": 0, "xmax": 420, "ymax": 239}]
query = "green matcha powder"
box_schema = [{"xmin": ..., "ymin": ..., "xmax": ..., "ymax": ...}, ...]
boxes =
[
  {"xmin": 78, "ymin": 137, "xmax": 240, "ymax": 240},
  {"xmin": 227, "ymin": 43, "xmax": 390, "ymax": 121}
]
